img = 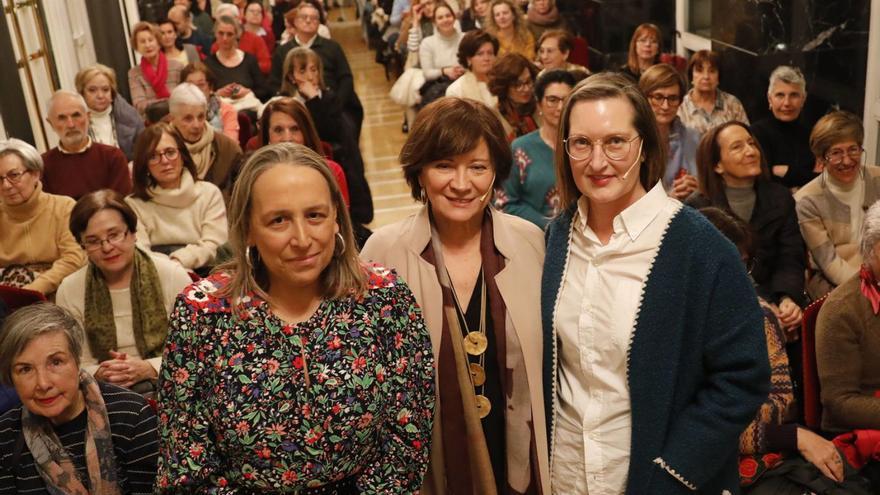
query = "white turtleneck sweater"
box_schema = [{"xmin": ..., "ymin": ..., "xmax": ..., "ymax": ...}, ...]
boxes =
[
  {"xmin": 825, "ymin": 170, "xmax": 866, "ymax": 243},
  {"xmin": 419, "ymin": 29, "xmax": 465, "ymax": 81},
  {"xmin": 89, "ymin": 105, "xmax": 117, "ymax": 148}
]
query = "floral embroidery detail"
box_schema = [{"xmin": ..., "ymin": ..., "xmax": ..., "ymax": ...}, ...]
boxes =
[
  {"xmin": 155, "ymin": 266, "xmax": 435, "ymax": 492},
  {"xmin": 545, "ymin": 186, "xmax": 561, "ymax": 217},
  {"xmin": 514, "ymin": 147, "xmax": 531, "ymax": 185}
]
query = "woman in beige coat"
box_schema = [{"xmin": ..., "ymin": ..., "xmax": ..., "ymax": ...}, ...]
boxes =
[{"xmin": 361, "ymin": 97, "xmax": 549, "ymax": 494}]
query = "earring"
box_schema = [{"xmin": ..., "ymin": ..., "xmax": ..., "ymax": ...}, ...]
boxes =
[
  {"xmin": 420, "ymin": 188, "xmax": 428, "ymax": 203},
  {"xmin": 334, "ymin": 232, "xmax": 346, "ymax": 257},
  {"xmin": 245, "ymin": 246, "xmax": 259, "ymax": 271}
]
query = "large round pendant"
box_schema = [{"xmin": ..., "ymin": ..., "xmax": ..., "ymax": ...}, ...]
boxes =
[
  {"xmin": 475, "ymin": 394, "xmax": 491, "ymax": 418},
  {"xmin": 469, "ymin": 362, "xmax": 486, "ymax": 386},
  {"xmin": 463, "ymin": 331, "xmax": 488, "ymax": 355}
]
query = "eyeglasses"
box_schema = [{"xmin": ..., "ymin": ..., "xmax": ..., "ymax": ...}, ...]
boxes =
[
  {"xmin": 543, "ymin": 95, "xmax": 565, "ymax": 106},
  {"xmin": 824, "ymin": 145, "xmax": 864, "ymax": 165},
  {"xmin": 297, "ymin": 14, "xmax": 320, "ymax": 22},
  {"xmin": 648, "ymin": 93, "xmax": 681, "ymax": 106},
  {"xmin": 82, "ymin": 229, "xmax": 128, "ymax": 251},
  {"xmin": 0, "ymin": 168, "xmax": 28, "ymax": 185},
  {"xmin": 563, "ymin": 134, "xmax": 641, "ymax": 161},
  {"xmin": 514, "ymin": 78, "xmax": 534, "ymax": 90},
  {"xmin": 148, "ymin": 148, "xmax": 180, "ymax": 165}
]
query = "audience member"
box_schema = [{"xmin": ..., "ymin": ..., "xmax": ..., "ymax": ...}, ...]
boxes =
[
  {"xmin": 211, "ymin": 4, "xmax": 272, "ymax": 76},
  {"xmin": 280, "ymin": 1, "xmax": 332, "ymax": 45},
  {"xmin": 497, "ymin": 69, "xmax": 574, "ymax": 228},
  {"xmin": 41, "ymin": 91, "xmax": 131, "ymax": 200},
  {"xmin": 403, "ymin": 0, "xmax": 438, "ymax": 57},
  {"xmin": 752, "ymin": 65, "xmax": 819, "ymax": 189},
  {"xmin": 639, "ymin": 63, "xmax": 699, "ymax": 199},
  {"xmin": 460, "ymin": 0, "xmax": 490, "ymax": 31},
  {"xmin": 181, "ymin": 61, "xmax": 240, "ymax": 142},
  {"xmin": 620, "ymin": 23, "xmax": 661, "ymax": 82},
  {"xmin": 688, "ymin": 121, "xmax": 806, "ymax": 328},
  {"xmin": 489, "ymin": 53, "xmax": 541, "ymax": 141},
  {"xmin": 415, "ymin": 1, "xmax": 465, "ymax": 107},
  {"xmin": 243, "ymin": 1, "xmax": 276, "ymax": 55},
  {"xmin": 0, "ymin": 303, "xmax": 159, "ymax": 493},
  {"xmin": 0, "ymin": 139, "xmax": 85, "ymax": 294},
  {"xmin": 361, "ymin": 97, "xmax": 549, "ymax": 494},
  {"xmin": 445, "ymin": 30, "xmax": 499, "ymax": 107},
  {"xmin": 154, "ymin": 143, "xmax": 433, "ymax": 492},
  {"xmin": 168, "ymin": 4, "xmax": 213, "ymax": 57},
  {"xmin": 175, "ymin": 0, "xmax": 213, "ymax": 34},
  {"xmin": 158, "ymin": 18, "xmax": 201, "ymax": 66},
  {"xmin": 56, "ymin": 190, "xmax": 191, "ymax": 392},
  {"xmin": 74, "ymin": 64, "xmax": 144, "ymax": 161},
  {"xmin": 129, "ymin": 22, "xmax": 184, "ymax": 115},
  {"xmin": 795, "ymin": 110, "xmax": 880, "ymax": 299},
  {"xmin": 484, "ymin": 0, "xmax": 535, "ymax": 60},
  {"xmin": 168, "ymin": 83, "xmax": 243, "ymax": 199},
  {"xmin": 205, "ymin": 14, "xmax": 271, "ymax": 107},
  {"xmin": 678, "ymin": 50, "xmax": 750, "ymax": 135},
  {"xmin": 525, "ymin": 0, "xmax": 568, "ymax": 41},
  {"xmin": 0, "ymin": 300, "xmax": 14, "ymax": 416},
  {"xmin": 537, "ymin": 29, "xmax": 587, "ymax": 75},
  {"xmin": 126, "ymin": 123, "xmax": 228, "ymax": 271},
  {"xmin": 545, "ymin": 72, "xmax": 768, "ymax": 493}
]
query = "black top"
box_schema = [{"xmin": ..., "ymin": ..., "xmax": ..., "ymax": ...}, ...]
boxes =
[
  {"xmin": 0, "ymin": 382, "xmax": 159, "ymax": 494},
  {"xmin": 751, "ymin": 117, "xmax": 818, "ymax": 189},
  {"xmin": 205, "ymin": 51, "xmax": 271, "ymax": 101}
]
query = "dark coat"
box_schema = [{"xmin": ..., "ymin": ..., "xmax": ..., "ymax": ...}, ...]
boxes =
[{"xmin": 112, "ymin": 95, "xmax": 145, "ymax": 161}]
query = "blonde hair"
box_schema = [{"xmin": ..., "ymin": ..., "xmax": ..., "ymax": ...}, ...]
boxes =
[
  {"xmin": 217, "ymin": 143, "xmax": 365, "ymax": 307},
  {"xmin": 75, "ymin": 64, "xmax": 118, "ymax": 100},
  {"xmin": 809, "ymin": 110, "xmax": 864, "ymax": 160},
  {"xmin": 484, "ymin": 0, "xmax": 531, "ymax": 48}
]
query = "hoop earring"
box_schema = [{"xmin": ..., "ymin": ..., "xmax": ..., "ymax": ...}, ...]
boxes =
[
  {"xmin": 334, "ymin": 232, "xmax": 346, "ymax": 257},
  {"xmin": 245, "ymin": 246, "xmax": 260, "ymax": 271},
  {"xmin": 420, "ymin": 188, "xmax": 428, "ymax": 203}
]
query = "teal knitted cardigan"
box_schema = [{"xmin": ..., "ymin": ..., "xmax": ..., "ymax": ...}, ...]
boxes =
[{"xmin": 541, "ymin": 205, "xmax": 770, "ymax": 493}]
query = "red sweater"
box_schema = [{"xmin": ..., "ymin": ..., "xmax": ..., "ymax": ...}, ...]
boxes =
[{"xmin": 41, "ymin": 142, "xmax": 131, "ymax": 200}]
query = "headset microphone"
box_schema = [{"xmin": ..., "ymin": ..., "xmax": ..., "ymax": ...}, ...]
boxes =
[
  {"xmin": 619, "ymin": 140, "xmax": 644, "ymax": 181},
  {"xmin": 479, "ymin": 173, "xmax": 496, "ymax": 202}
]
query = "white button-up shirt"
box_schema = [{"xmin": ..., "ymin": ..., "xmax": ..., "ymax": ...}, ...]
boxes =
[{"xmin": 551, "ymin": 182, "xmax": 681, "ymax": 494}]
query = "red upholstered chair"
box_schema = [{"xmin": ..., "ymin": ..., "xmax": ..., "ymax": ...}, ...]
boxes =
[
  {"xmin": 801, "ymin": 294, "xmax": 829, "ymax": 430},
  {"xmin": 569, "ymin": 36, "xmax": 589, "ymax": 69},
  {"xmin": 237, "ymin": 112, "xmax": 253, "ymax": 149},
  {"xmin": 0, "ymin": 285, "xmax": 47, "ymax": 311}
]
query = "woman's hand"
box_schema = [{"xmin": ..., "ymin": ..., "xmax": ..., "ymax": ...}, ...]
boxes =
[
  {"xmin": 442, "ymin": 66, "xmax": 466, "ymax": 80},
  {"xmin": 296, "ymin": 79, "xmax": 320, "ymax": 99},
  {"xmin": 216, "ymin": 83, "xmax": 236, "ymax": 98},
  {"xmin": 797, "ymin": 427, "xmax": 844, "ymax": 482},
  {"xmin": 96, "ymin": 350, "xmax": 158, "ymax": 388},
  {"xmin": 776, "ymin": 296, "xmax": 803, "ymax": 328},
  {"xmin": 670, "ymin": 173, "xmax": 698, "ymax": 200}
]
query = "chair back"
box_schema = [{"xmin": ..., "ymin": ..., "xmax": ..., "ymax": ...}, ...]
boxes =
[
  {"xmin": 569, "ymin": 36, "xmax": 589, "ymax": 68},
  {"xmin": 801, "ymin": 294, "xmax": 828, "ymax": 430},
  {"xmin": 0, "ymin": 285, "xmax": 46, "ymax": 312}
]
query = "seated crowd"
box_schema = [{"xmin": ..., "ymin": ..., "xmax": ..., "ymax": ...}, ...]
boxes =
[{"xmin": 1, "ymin": 0, "xmax": 880, "ymax": 492}]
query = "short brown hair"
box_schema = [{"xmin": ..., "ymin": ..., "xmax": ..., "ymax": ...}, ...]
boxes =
[
  {"xmin": 130, "ymin": 122, "xmax": 200, "ymax": 201},
  {"xmin": 180, "ymin": 61, "xmax": 218, "ymax": 91},
  {"xmin": 638, "ymin": 63, "xmax": 686, "ymax": 98},
  {"xmin": 259, "ymin": 97, "xmax": 323, "ymax": 153},
  {"xmin": 555, "ymin": 72, "xmax": 666, "ymax": 210},
  {"xmin": 687, "ymin": 49, "xmax": 720, "ymax": 82},
  {"xmin": 488, "ymin": 53, "xmax": 539, "ymax": 101},
  {"xmin": 69, "ymin": 189, "xmax": 139, "ymax": 243},
  {"xmin": 626, "ymin": 23, "xmax": 661, "ymax": 74},
  {"xmin": 131, "ymin": 22, "xmax": 162, "ymax": 51},
  {"xmin": 809, "ymin": 110, "xmax": 864, "ymax": 160},
  {"xmin": 537, "ymin": 29, "xmax": 572, "ymax": 54},
  {"xmin": 75, "ymin": 64, "xmax": 119, "ymax": 100},
  {"xmin": 457, "ymin": 29, "xmax": 499, "ymax": 68},
  {"xmin": 695, "ymin": 121, "xmax": 769, "ymax": 204},
  {"xmin": 400, "ymin": 97, "xmax": 512, "ymax": 201}
]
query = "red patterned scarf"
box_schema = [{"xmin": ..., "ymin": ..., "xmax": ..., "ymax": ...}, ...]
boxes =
[
  {"xmin": 859, "ymin": 264, "xmax": 880, "ymax": 315},
  {"xmin": 140, "ymin": 51, "xmax": 170, "ymax": 99}
]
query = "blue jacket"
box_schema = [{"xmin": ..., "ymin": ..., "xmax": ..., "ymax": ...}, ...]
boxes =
[{"xmin": 541, "ymin": 205, "xmax": 770, "ymax": 493}]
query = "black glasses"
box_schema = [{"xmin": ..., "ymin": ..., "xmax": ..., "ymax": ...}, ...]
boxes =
[
  {"xmin": 514, "ymin": 78, "xmax": 534, "ymax": 90},
  {"xmin": 82, "ymin": 229, "xmax": 129, "ymax": 252},
  {"xmin": 648, "ymin": 93, "xmax": 681, "ymax": 106},
  {"xmin": 148, "ymin": 148, "xmax": 180, "ymax": 165},
  {"xmin": 0, "ymin": 168, "xmax": 28, "ymax": 185},
  {"xmin": 563, "ymin": 134, "xmax": 641, "ymax": 161},
  {"xmin": 824, "ymin": 145, "xmax": 864, "ymax": 165}
]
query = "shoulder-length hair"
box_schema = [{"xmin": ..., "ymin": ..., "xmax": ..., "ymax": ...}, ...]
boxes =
[
  {"xmin": 218, "ymin": 143, "xmax": 364, "ymax": 305},
  {"xmin": 484, "ymin": 0, "xmax": 531, "ymax": 46},
  {"xmin": 488, "ymin": 53, "xmax": 539, "ymax": 110},
  {"xmin": 626, "ymin": 23, "xmax": 662, "ymax": 74},
  {"xmin": 130, "ymin": 122, "xmax": 200, "ymax": 200},
  {"xmin": 280, "ymin": 47, "xmax": 326, "ymax": 96},
  {"xmin": 75, "ymin": 64, "xmax": 119, "ymax": 100},
  {"xmin": 695, "ymin": 121, "xmax": 769, "ymax": 205},
  {"xmin": 259, "ymin": 97, "xmax": 323, "ymax": 154},
  {"xmin": 555, "ymin": 72, "xmax": 666, "ymax": 210}
]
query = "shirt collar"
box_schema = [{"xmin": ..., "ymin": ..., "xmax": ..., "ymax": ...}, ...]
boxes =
[
  {"xmin": 574, "ymin": 181, "xmax": 668, "ymax": 242},
  {"xmin": 58, "ymin": 137, "xmax": 92, "ymax": 154},
  {"xmin": 295, "ymin": 34, "xmax": 317, "ymax": 48}
]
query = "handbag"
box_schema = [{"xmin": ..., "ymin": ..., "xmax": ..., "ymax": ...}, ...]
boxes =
[{"xmin": 389, "ymin": 66, "xmax": 425, "ymax": 107}]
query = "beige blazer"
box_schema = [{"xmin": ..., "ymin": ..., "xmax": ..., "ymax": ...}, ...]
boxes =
[{"xmin": 360, "ymin": 205, "xmax": 550, "ymax": 494}]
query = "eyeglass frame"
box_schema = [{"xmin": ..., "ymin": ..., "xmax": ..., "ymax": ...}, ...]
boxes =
[
  {"xmin": 0, "ymin": 168, "xmax": 30, "ymax": 185},
  {"xmin": 513, "ymin": 78, "xmax": 534, "ymax": 91},
  {"xmin": 647, "ymin": 92, "xmax": 682, "ymax": 106},
  {"xmin": 542, "ymin": 95, "xmax": 566, "ymax": 107},
  {"xmin": 823, "ymin": 145, "xmax": 864, "ymax": 165},
  {"xmin": 147, "ymin": 147, "xmax": 181, "ymax": 165},
  {"xmin": 81, "ymin": 229, "xmax": 130, "ymax": 252},
  {"xmin": 563, "ymin": 134, "xmax": 642, "ymax": 161}
]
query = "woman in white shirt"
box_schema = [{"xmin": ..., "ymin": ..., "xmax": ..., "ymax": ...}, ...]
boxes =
[
  {"xmin": 445, "ymin": 29, "xmax": 498, "ymax": 108},
  {"xmin": 414, "ymin": 1, "xmax": 465, "ymax": 107},
  {"xmin": 56, "ymin": 189, "xmax": 191, "ymax": 392}
]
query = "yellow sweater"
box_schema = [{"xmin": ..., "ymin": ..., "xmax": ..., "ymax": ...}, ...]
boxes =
[{"xmin": 0, "ymin": 183, "xmax": 86, "ymax": 294}]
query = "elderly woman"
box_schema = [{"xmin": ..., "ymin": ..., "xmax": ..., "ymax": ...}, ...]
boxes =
[
  {"xmin": 205, "ymin": 15, "xmax": 270, "ymax": 107},
  {"xmin": 687, "ymin": 121, "xmax": 806, "ymax": 331},
  {"xmin": 55, "ymin": 190, "xmax": 191, "ymax": 392},
  {"xmin": 445, "ymin": 30, "xmax": 499, "ymax": 107},
  {"xmin": 537, "ymin": 29, "xmax": 587, "ymax": 75},
  {"xmin": 181, "ymin": 61, "xmax": 240, "ymax": 142},
  {"xmin": 155, "ymin": 143, "xmax": 434, "ymax": 492},
  {"xmin": 678, "ymin": 50, "xmax": 749, "ymax": 135},
  {"xmin": 544, "ymin": 73, "xmax": 768, "ymax": 493},
  {"xmin": 361, "ymin": 97, "xmax": 550, "ymax": 494},
  {"xmin": 795, "ymin": 111, "xmax": 880, "ymax": 300},
  {"xmin": 0, "ymin": 303, "xmax": 159, "ymax": 493},
  {"xmin": 128, "ymin": 21, "xmax": 183, "ymax": 115},
  {"xmin": 752, "ymin": 65, "xmax": 819, "ymax": 189},
  {"xmin": 497, "ymin": 69, "xmax": 575, "ymax": 228},
  {"xmin": 125, "ymin": 123, "xmax": 227, "ymax": 272},
  {"xmin": 816, "ymin": 200, "xmax": 880, "ymax": 486},
  {"xmin": 620, "ymin": 23, "xmax": 661, "ymax": 82},
  {"xmin": 0, "ymin": 139, "xmax": 84, "ymax": 294},
  {"xmin": 489, "ymin": 53, "xmax": 542, "ymax": 141},
  {"xmin": 75, "ymin": 64, "xmax": 144, "ymax": 161},
  {"xmin": 484, "ymin": 0, "xmax": 534, "ymax": 60},
  {"xmin": 168, "ymin": 82, "xmax": 243, "ymax": 199},
  {"xmin": 639, "ymin": 63, "xmax": 700, "ymax": 199}
]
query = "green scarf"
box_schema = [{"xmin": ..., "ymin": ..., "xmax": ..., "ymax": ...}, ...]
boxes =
[{"xmin": 83, "ymin": 248, "xmax": 168, "ymax": 362}]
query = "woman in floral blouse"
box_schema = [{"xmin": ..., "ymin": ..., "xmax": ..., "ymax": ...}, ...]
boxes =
[{"xmin": 154, "ymin": 143, "xmax": 435, "ymax": 493}]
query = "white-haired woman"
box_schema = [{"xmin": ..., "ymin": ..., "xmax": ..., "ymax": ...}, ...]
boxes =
[
  {"xmin": 0, "ymin": 303, "xmax": 159, "ymax": 493},
  {"xmin": 205, "ymin": 15, "xmax": 270, "ymax": 106},
  {"xmin": 752, "ymin": 65, "xmax": 818, "ymax": 189},
  {"xmin": 0, "ymin": 139, "xmax": 85, "ymax": 294},
  {"xmin": 75, "ymin": 64, "xmax": 144, "ymax": 161}
]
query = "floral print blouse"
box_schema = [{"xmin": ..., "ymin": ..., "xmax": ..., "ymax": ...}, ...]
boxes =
[{"xmin": 155, "ymin": 265, "xmax": 435, "ymax": 493}]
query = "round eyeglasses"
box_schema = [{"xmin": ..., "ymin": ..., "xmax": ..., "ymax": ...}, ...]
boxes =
[
  {"xmin": 148, "ymin": 148, "xmax": 180, "ymax": 165},
  {"xmin": 824, "ymin": 145, "xmax": 864, "ymax": 165},
  {"xmin": 563, "ymin": 134, "xmax": 641, "ymax": 161},
  {"xmin": 0, "ymin": 168, "xmax": 28, "ymax": 185}
]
